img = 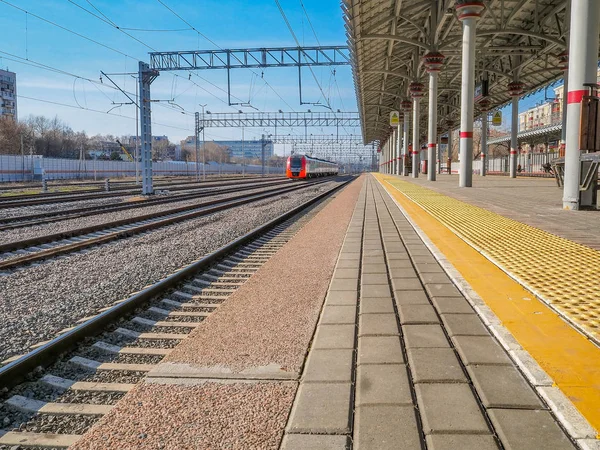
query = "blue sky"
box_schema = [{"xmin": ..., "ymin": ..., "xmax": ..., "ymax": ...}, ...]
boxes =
[
  {"xmin": 0, "ymin": 0, "xmax": 557, "ymax": 150},
  {"xmin": 0, "ymin": 0, "xmax": 358, "ymax": 146}
]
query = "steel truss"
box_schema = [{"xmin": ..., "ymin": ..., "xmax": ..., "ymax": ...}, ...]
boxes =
[
  {"xmin": 198, "ymin": 112, "xmax": 360, "ymax": 128},
  {"xmin": 272, "ymin": 135, "xmax": 365, "ymax": 144}
]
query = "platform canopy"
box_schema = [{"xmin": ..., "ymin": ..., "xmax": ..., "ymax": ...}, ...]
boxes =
[{"xmin": 344, "ymin": 0, "xmax": 571, "ymax": 144}]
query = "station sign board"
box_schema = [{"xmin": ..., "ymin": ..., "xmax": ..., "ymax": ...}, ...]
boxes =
[
  {"xmin": 474, "ymin": 80, "xmax": 489, "ymax": 102},
  {"xmin": 440, "ymin": 136, "xmax": 449, "ymax": 144},
  {"xmin": 390, "ymin": 110, "xmax": 400, "ymax": 127},
  {"xmin": 492, "ymin": 111, "xmax": 502, "ymax": 126}
]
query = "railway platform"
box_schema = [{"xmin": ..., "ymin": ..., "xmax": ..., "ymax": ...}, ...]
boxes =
[{"xmin": 68, "ymin": 173, "xmax": 599, "ymax": 449}]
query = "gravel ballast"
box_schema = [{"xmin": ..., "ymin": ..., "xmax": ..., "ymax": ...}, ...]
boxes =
[
  {"xmin": 70, "ymin": 382, "xmax": 297, "ymax": 450},
  {"xmin": 0, "ymin": 180, "xmax": 344, "ymax": 361},
  {"xmin": 0, "ymin": 181, "xmax": 291, "ymax": 244}
]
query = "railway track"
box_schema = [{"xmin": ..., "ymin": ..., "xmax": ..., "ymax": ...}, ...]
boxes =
[
  {"xmin": 0, "ymin": 179, "xmax": 332, "ymax": 273},
  {"xmin": 0, "ymin": 176, "xmax": 282, "ymax": 209},
  {"xmin": 0, "ymin": 177, "xmax": 352, "ymax": 449},
  {"xmin": 0, "ymin": 178, "xmax": 290, "ymax": 231}
]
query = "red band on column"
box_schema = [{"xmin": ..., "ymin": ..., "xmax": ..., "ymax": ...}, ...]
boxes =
[
  {"xmin": 510, "ymin": 150, "xmax": 517, "ymax": 155},
  {"xmin": 428, "ymin": 143, "xmax": 437, "ymax": 148},
  {"xmin": 567, "ymin": 90, "xmax": 587, "ymax": 104},
  {"xmin": 460, "ymin": 132, "xmax": 473, "ymax": 138}
]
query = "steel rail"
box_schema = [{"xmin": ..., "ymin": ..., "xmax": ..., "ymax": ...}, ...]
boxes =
[
  {"xmin": 0, "ymin": 179, "xmax": 332, "ymax": 269},
  {"xmin": 0, "ymin": 179, "xmax": 290, "ymax": 230},
  {"xmin": 0, "ymin": 176, "xmax": 353, "ymax": 389},
  {"xmin": 0, "ymin": 176, "xmax": 283, "ymax": 208}
]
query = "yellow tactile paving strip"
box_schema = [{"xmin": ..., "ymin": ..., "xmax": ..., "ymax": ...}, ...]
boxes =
[
  {"xmin": 375, "ymin": 173, "xmax": 600, "ymax": 435},
  {"xmin": 378, "ymin": 175, "xmax": 600, "ymax": 343}
]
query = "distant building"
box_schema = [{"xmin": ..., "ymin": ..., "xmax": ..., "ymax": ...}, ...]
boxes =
[
  {"xmin": 0, "ymin": 69, "xmax": 17, "ymax": 120},
  {"xmin": 180, "ymin": 136, "xmax": 274, "ymax": 159},
  {"xmin": 127, "ymin": 135, "xmax": 169, "ymax": 146}
]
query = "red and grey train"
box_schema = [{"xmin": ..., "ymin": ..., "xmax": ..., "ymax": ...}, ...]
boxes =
[{"xmin": 286, "ymin": 154, "xmax": 339, "ymax": 179}]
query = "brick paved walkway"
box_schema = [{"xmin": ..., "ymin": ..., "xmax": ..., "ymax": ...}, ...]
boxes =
[{"xmin": 281, "ymin": 176, "xmax": 575, "ymax": 450}]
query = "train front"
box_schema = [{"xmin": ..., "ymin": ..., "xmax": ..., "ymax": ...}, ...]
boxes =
[{"xmin": 286, "ymin": 155, "xmax": 305, "ymax": 179}]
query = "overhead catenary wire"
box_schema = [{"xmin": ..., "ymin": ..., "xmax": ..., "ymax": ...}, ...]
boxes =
[
  {"xmin": 156, "ymin": 0, "xmax": 297, "ymax": 112},
  {"xmin": 274, "ymin": 0, "xmax": 332, "ymax": 110}
]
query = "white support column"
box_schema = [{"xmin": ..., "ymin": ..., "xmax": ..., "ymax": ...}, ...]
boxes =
[
  {"xmin": 558, "ymin": 51, "xmax": 569, "ymax": 157},
  {"xmin": 424, "ymin": 52, "xmax": 445, "ymax": 181},
  {"xmin": 410, "ymin": 82, "xmax": 425, "ymax": 178},
  {"xmin": 479, "ymin": 99, "xmax": 490, "ymax": 176},
  {"xmin": 456, "ymin": 2, "xmax": 484, "ymax": 188},
  {"xmin": 447, "ymin": 120, "xmax": 454, "ymax": 175},
  {"xmin": 396, "ymin": 121, "xmax": 402, "ymax": 175},
  {"xmin": 508, "ymin": 81, "xmax": 524, "ymax": 178},
  {"xmin": 390, "ymin": 128, "xmax": 398, "ymax": 175},
  {"xmin": 562, "ymin": 0, "xmax": 600, "ymax": 209},
  {"xmin": 402, "ymin": 100, "xmax": 412, "ymax": 176}
]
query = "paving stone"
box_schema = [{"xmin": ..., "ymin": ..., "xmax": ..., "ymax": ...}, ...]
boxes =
[
  {"xmin": 334, "ymin": 268, "xmax": 360, "ymax": 279},
  {"xmin": 321, "ymin": 305, "xmax": 356, "ymax": 325},
  {"xmin": 403, "ymin": 325, "xmax": 450, "ymax": 348},
  {"xmin": 361, "ymin": 284, "xmax": 392, "ymax": 298},
  {"xmin": 407, "ymin": 247, "xmax": 431, "ymax": 256},
  {"xmin": 392, "ymin": 279, "xmax": 423, "ymax": 292},
  {"xmin": 363, "ymin": 256, "xmax": 385, "ymax": 265},
  {"xmin": 386, "ymin": 252, "xmax": 410, "ymax": 260},
  {"xmin": 281, "ymin": 434, "xmax": 349, "ymax": 450},
  {"xmin": 414, "ymin": 262, "xmax": 444, "ymax": 273},
  {"xmin": 326, "ymin": 291, "xmax": 358, "ymax": 306},
  {"xmin": 384, "ymin": 245, "xmax": 405, "ymax": 253},
  {"xmin": 330, "ymin": 278, "xmax": 358, "ymax": 291},
  {"xmin": 361, "ymin": 263, "xmax": 387, "ymax": 274},
  {"xmin": 360, "ymin": 298, "xmax": 395, "ymax": 314},
  {"xmin": 488, "ymin": 409, "xmax": 575, "ymax": 450},
  {"xmin": 407, "ymin": 348, "xmax": 467, "ymax": 383},
  {"xmin": 424, "ymin": 283, "xmax": 462, "ymax": 298},
  {"xmin": 363, "ymin": 249, "xmax": 384, "ymax": 258},
  {"xmin": 359, "ymin": 313, "xmax": 399, "ymax": 336},
  {"xmin": 357, "ymin": 336, "xmax": 404, "ymax": 365},
  {"xmin": 312, "ymin": 324, "xmax": 355, "ymax": 349},
  {"xmin": 287, "ymin": 382, "xmax": 352, "ymax": 433},
  {"xmin": 398, "ymin": 304, "xmax": 439, "ymax": 324},
  {"xmin": 339, "ymin": 253, "xmax": 361, "ymax": 261},
  {"xmin": 394, "ymin": 290, "xmax": 430, "ymax": 305},
  {"xmin": 453, "ymin": 335, "xmax": 513, "ymax": 366},
  {"xmin": 466, "ymin": 365, "xmax": 544, "ymax": 409},
  {"xmin": 354, "ymin": 405, "xmax": 421, "ymax": 450},
  {"xmin": 356, "ymin": 364, "xmax": 412, "ymax": 406},
  {"xmin": 303, "ymin": 349, "xmax": 354, "ymax": 383},
  {"xmin": 441, "ymin": 313, "xmax": 489, "ymax": 336},
  {"xmin": 432, "ymin": 296, "xmax": 474, "ymax": 314},
  {"xmin": 389, "ymin": 268, "xmax": 418, "ymax": 279},
  {"xmin": 361, "ymin": 273, "xmax": 389, "ymax": 285},
  {"xmin": 420, "ymin": 272, "xmax": 452, "ymax": 284},
  {"xmin": 415, "ymin": 383, "xmax": 490, "ymax": 434},
  {"xmin": 341, "ymin": 245, "xmax": 361, "ymax": 254},
  {"xmin": 388, "ymin": 259, "xmax": 414, "ymax": 269},
  {"xmin": 411, "ymin": 255, "xmax": 437, "ymax": 264},
  {"xmin": 425, "ymin": 434, "xmax": 499, "ymax": 450},
  {"xmin": 337, "ymin": 259, "xmax": 360, "ymax": 269}
]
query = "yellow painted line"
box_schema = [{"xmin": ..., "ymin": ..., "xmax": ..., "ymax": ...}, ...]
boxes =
[{"xmin": 374, "ymin": 173, "xmax": 600, "ymax": 435}]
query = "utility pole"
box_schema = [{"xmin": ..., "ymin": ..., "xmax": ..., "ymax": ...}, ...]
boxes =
[
  {"xmin": 261, "ymin": 134, "xmax": 266, "ymax": 177},
  {"xmin": 194, "ymin": 111, "xmax": 200, "ymax": 181},
  {"xmin": 200, "ymin": 104, "xmax": 207, "ymax": 180},
  {"xmin": 133, "ymin": 75, "xmax": 140, "ymax": 185},
  {"xmin": 241, "ymin": 127, "xmax": 245, "ymax": 177},
  {"xmin": 20, "ymin": 133, "xmax": 24, "ymax": 181}
]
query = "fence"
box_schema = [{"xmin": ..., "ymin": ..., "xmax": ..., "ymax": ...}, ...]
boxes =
[
  {"xmin": 472, "ymin": 152, "xmax": 559, "ymax": 176},
  {"xmin": 0, "ymin": 154, "xmax": 283, "ymax": 183}
]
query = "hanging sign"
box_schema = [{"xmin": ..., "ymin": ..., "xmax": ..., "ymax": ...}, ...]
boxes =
[
  {"xmin": 492, "ymin": 111, "xmax": 502, "ymax": 126},
  {"xmin": 389, "ymin": 110, "xmax": 400, "ymax": 127}
]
